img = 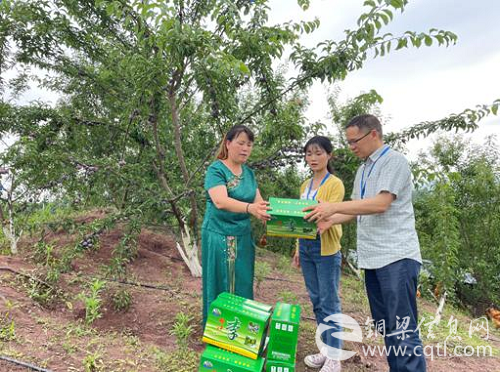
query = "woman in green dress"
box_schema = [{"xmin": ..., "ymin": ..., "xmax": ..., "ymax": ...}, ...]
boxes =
[{"xmin": 202, "ymin": 125, "xmax": 271, "ymax": 325}]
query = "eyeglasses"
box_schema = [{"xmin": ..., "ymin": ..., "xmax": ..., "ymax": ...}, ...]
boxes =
[{"xmin": 346, "ymin": 130, "xmax": 372, "ymax": 146}]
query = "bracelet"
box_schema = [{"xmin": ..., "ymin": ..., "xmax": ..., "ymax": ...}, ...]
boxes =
[{"xmin": 246, "ymin": 203, "xmax": 250, "ymax": 214}]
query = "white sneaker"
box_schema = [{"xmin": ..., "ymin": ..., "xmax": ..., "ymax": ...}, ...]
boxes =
[
  {"xmin": 319, "ymin": 358, "xmax": 341, "ymax": 372},
  {"xmin": 304, "ymin": 352, "xmax": 327, "ymax": 368}
]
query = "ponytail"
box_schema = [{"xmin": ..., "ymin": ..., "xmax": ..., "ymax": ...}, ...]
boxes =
[{"xmin": 216, "ymin": 133, "xmax": 230, "ymax": 160}]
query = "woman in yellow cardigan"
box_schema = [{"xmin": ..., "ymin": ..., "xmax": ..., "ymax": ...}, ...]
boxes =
[{"xmin": 292, "ymin": 136, "xmax": 345, "ymax": 372}]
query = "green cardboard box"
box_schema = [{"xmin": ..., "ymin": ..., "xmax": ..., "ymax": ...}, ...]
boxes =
[
  {"xmin": 267, "ymin": 198, "xmax": 317, "ymax": 239},
  {"xmin": 267, "ymin": 302, "xmax": 301, "ymax": 364},
  {"xmin": 199, "ymin": 345, "xmax": 265, "ymax": 372},
  {"xmin": 203, "ymin": 293, "xmax": 271, "ymax": 359},
  {"xmin": 265, "ymin": 360, "xmax": 295, "ymax": 372}
]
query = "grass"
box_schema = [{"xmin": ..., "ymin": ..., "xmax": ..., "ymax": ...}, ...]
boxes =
[
  {"xmin": 340, "ymin": 273, "xmax": 370, "ymax": 315},
  {"xmin": 153, "ymin": 347, "xmax": 199, "ymax": 372},
  {"xmin": 418, "ymin": 306, "xmax": 499, "ymax": 356},
  {"xmin": 278, "ymin": 290, "xmax": 299, "ymax": 304}
]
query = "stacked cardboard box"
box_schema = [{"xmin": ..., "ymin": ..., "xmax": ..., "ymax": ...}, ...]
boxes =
[
  {"xmin": 267, "ymin": 197, "xmax": 317, "ymax": 239},
  {"xmin": 265, "ymin": 302, "xmax": 301, "ymax": 372},
  {"xmin": 202, "ymin": 292, "xmax": 271, "ymax": 359},
  {"xmin": 199, "ymin": 344, "xmax": 265, "ymax": 372},
  {"xmin": 199, "ymin": 293, "xmax": 272, "ymax": 371}
]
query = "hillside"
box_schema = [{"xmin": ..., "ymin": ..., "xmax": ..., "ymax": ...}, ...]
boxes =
[{"xmin": 0, "ymin": 211, "xmax": 499, "ymax": 371}]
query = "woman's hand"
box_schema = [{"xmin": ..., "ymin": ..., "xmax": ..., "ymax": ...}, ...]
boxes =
[
  {"xmin": 292, "ymin": 249, "xmax": 300, "ymax": 269},
  {"xmin": 317, "ymin": 218, "xmax": 333, "ymax": 235},
  {"xmin": 248, "ymin": 201, "xmax": 271, "ymax": 222}
]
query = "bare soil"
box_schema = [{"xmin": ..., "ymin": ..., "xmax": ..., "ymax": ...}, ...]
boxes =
[{"xmin": 0, "ymin": 212, "xmax": 498, "ymax": 371}]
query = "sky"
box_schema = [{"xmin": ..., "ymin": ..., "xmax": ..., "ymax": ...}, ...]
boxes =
[{"xmin": 268, "ymin": 0, "xmax": 500, "ymax": 159}]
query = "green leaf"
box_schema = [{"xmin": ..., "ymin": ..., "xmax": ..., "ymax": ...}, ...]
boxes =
[
  {"xmin": 395, "ymin": 38, "xmax": 408, "ymax": 50},
  {"xmin": 390, "ymin": 0, "xmax": 403, "ymax": 9},
  {"xmin": 380, "ymin": 13, "xmax": 390, "ymax": 25},
  {"xmin": 424, "ymin": 35, "xmax": 432, "ymax": 46},
  {"xmin": 298, "ymin": 0, "xmax": 310, "ymax": 10},
  {"xmin": 382, "ymin": 9, "xmax": 394, "ymax": 21},
  {"xmin": 239, "ymin": 62, "xmax": 250, "ymax": 75}
]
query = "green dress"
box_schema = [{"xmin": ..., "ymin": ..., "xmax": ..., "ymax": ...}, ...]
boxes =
[{"xmin": 202, "ymin": 160, "xmax": 257, "ymax": 324}]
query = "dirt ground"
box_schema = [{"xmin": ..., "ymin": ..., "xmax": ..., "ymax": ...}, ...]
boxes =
[{"xmin": 0, "ymin": 212, "xmax": 499, "ymax": 371}]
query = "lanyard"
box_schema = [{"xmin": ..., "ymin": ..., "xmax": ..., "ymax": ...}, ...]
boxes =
[
  {"xmin": 360, "ymin": 146, "xmax": 390, "ymax": 199},
  {"xmin": 307, "ymin": 172, "xmax": 330, "ymax": 200}
]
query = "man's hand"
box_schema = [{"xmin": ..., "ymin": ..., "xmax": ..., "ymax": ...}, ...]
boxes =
[{"xmin": 303, "ymin": 201, "xmax": 337, "ymax": 222}]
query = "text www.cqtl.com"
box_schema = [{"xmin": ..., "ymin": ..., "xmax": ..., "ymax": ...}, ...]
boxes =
[{"xmin": 362, "ymin": 344, "xmax": 492, "ymax": 361}]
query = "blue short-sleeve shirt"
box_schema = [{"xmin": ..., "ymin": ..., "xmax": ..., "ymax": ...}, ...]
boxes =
[{"xmin": 351, "ymin": 146, "xmax": 422, "ymax": 269}]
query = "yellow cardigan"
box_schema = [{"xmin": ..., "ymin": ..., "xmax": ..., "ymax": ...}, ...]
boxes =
[{"xmin": 298, "ymin": 174, "xmax": 345, "ymax": 256}]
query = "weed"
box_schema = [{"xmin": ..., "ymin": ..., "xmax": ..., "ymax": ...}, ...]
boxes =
[
  {"xmin": 62, "ymin": 339, "xmax": 77, "ymax": 354},
  {"xmin": 0, "ymin": 300, "xmax": 16, "ymax": 341},
  {"xmin": 46, "ymin": 267, "xmax": 60, "ymax": 283},
  {"xmin": 65, "ymin": 323, "xmax": 95, "ymax": 338},
  {"xmin": 278, "ymin": 290, "xmax": 298, "ymax": 304},
  {"xmin": 125, "ymin": 334, "xmax": 141, "ymax": 348},
  {"xmin": 254, "ymin": 261, "xmax": 271, "ymax": 289},
  {"xmin": 78, "ymin": 279, "xmax": 106, "ymax": 324},
  {"xmin": 153, "ymin": 347, "xmax": 199, "ymax": 372},
  {"xmin": 169, "ymin": 312, "xmax": 194, "ymax": 352},
  {"xmin": 104, "ymin": 256, "xmax": 128, "ymax": 279},
  {"xmin": 33, "ymin": 241, "xmax": 56, "ymax": 266},
  {"xmin": 83, "ymin": 351, "xmax": 104, "ymax": 372},
  {"xmin": 25, "ymin": 277, "xmax": 58, "ymax": 307},
  {"xmin": 276, "ymin": 254, "xmax": 293, "ymax": 274},
  {"xmin": 112, "ymin": 288, "xmax": 132, "ymax": 312}
]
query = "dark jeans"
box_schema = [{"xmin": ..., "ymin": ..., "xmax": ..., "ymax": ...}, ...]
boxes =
[
  {"xmin": 299, "ymin": 238, "xmax": 342, "ymax": 358},
  {"xmin": 365, "ymin": 259, "xmax": 426, "ymax": 372}
]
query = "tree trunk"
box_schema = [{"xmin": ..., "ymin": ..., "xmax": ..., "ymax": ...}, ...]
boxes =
[
  {"xmin": 0, "ymin": 183, "xmax": 20, "ymax": 254},
  {"xmin": 168, "ymin": 91, "xmax": 199, "ymax": 239},
  {"xmin": 434, "ymin": 290, "xmax": 447, "ymax": 324},
  {"xmin": 175, "ymin": 224, "xmax": 202, "ymax": 277},
  {"xmin": 149, "ymin": 91, "xmax": 202, "ymax": 277}
]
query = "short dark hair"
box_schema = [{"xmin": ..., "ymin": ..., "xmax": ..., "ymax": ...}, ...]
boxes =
[
  {"xmin": 216, "ymin": 125, "xmax": 255, "ymax": 160},
  {"xmin": 303, "ymin": 136, "xmax": 334, "ymax": 174},
  {"xmin": 345, "ymin": 114, "xmax": 383, "ymax": 137}
]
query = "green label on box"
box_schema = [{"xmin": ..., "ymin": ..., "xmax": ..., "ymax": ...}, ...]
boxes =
[
  {"xmin": 267, "ymin": 302, "xmax": 301, "ymax": 364},
  {"xmin": 199, "ymin": 345, "xmax": 265, "ymax": 372},
  {"xmin": 218, "ymin": 292, "xmax": 273, "ymax": 313},
  {"xmin": 265, "ymin": 360, "xmax": 295, "ymax": 372},
  {"xmin": 203, "ymin": 293, "xmax": 271, "ymax": 360},
  {"xmin": 267, "ymin": 198, "xmax": 317, "ymax": 239}
]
